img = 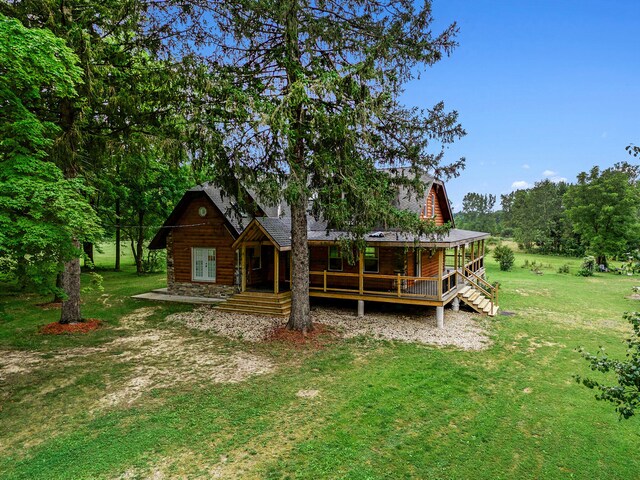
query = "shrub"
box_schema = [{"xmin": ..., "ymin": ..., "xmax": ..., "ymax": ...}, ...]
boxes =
[
  {"xmin": 577, "ymin": 256, "xmax": 596, "ymax": 277},
  {"xmin": 557, "ymin": 264, "xmax": 570, "ymax": 274},
  {"xmin": 493, "ymin": 245, "xmax": 515, "ymax": 271}
]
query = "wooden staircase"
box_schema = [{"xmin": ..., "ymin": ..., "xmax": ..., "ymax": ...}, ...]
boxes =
[
  {"xmin": 216, "ymin": 291, "xmax": 292, "ymax": 317},
  {"xmin": 457, "ymin": 285, "xmax": 499, "ymax": 317}
]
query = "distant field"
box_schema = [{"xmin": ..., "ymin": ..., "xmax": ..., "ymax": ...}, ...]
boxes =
[{"xmin": 1, "ymin": 244, "xmax": 639, "ymax": 479}]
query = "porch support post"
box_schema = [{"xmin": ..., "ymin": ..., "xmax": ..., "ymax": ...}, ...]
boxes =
[
  {"xmin": 454, "ymin": 246, "xmax": 459, "ymax": 285},
  {"xmin": 437, "ymin": 249, "xmax": 443, "ymax": 300},
  {"xmin": 357, "ymin": 300, "xmax": 364, "ymax": 317},
  {"xmin": 436, "ymin": 306, "xmax": 444, "ymax": 328},
  {"xmin": 273, "ymin": 247, "xmax": 279, "ymax": 294},
  {"xmin": 452, "ymin": 297, "xmax": 460, "ymax": 312},
  {"xmin": 358, "ymin": 250, "xmax": 364, "ymax": 295},
  {"xmin": 241, "ymin": 246, "xmax": 247, "ymax": 292}
]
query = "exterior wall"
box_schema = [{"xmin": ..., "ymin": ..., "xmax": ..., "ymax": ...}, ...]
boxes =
[
  {"xmin": 166, "ymin": 196, "xmax": 237, "ymax": 298},
  {"xmin": 421, "ymin": 249, "xmax": 440, "ymax": 277},
  {"xmin": 421, "ymin": 185, "xmax": 446, "ymax": 226}
]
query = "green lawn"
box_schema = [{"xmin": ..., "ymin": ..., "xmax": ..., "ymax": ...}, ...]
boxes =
[{"xmin": 1, "ymin": 245, "xmax": 639, "ymax": 479}]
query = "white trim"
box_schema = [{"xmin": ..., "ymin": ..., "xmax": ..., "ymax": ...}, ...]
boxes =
[{"xmin": 192, "ymin": 247, "xmax": 216, "ymax": 282}]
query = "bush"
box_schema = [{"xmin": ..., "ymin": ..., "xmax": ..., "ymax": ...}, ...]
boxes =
[
  {"xmin": 577, "ymin": 256, "xmax": 596, "ymax": 277},
  {"xmin": 493, "ymin": 245, "xmax": 515, "ymax": 271},
  {"xmin": 557, "ymin": 264, "xmax": 570, "ymax": 274}
]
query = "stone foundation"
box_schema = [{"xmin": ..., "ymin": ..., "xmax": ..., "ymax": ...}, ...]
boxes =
[{"xmin": 169, "ymin": 282, "xmax": 236, "ymax": 298}]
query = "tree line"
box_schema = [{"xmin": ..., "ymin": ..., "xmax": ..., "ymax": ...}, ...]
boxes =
[
  {"xmin": 456, "ymin": 161, "xmax": 640, "ymax": 265},
  {"xmin": 1, "ymin": 1, "xmax": 465, "ymax": 331}
]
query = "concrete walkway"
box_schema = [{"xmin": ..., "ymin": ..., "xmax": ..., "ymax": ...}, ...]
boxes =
[{"xmin": 132, "ymin": 288, "xmax": 225, "ymax": 305}]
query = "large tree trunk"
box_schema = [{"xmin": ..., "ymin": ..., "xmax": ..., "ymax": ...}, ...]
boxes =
[
  {"xmin": 83, "ymin": 242, "xmax": 94, "ymax": 265},
  {"xmin": 115, "ymin": 198, "xmax": 121, "ymax": 271},
  {"xmin": 287, "ymin": 195, "xmax": 311, "ymax": 332},
  {"xmin": 136, "ymin": 211, "xmax": 145, "ymax": 274},
  {"xmin": 60, "ymin": 240, "xmax": 82, "ymax": 324}
]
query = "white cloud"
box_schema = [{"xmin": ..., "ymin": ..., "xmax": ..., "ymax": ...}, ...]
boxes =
[
  {"xmin": 511, "ymin": 180, "xmax": 530, "ymax": 190},
  {"xmin": 542, "ymin": 170, "xmax": 556, "ymax": 177},
  {"xmin": 549, "ymin": 176, "xmax": 568, "ymax": 183},
  {"xmin": 522, "ymin": 163, "xmax": 530, "ymax": 169}
]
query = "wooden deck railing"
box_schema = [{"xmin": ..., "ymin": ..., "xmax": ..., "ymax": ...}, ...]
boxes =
[
  {"xmin": 458, "ymin": 266, "xmax": 498, "ymax": 312},
  {"xmin": 309, "ymin": 270, "xmax": 459, "ymax": 301}
]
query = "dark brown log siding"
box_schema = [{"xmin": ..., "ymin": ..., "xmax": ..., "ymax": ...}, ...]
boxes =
[{"xmin": 171, "ymin": 197, "xmax": 236, "ymax": 286}]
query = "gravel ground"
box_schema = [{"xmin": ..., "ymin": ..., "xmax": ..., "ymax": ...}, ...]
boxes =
[{"xmin": 168, "ymin": 304, "xmax": 491, "ymax": 350}]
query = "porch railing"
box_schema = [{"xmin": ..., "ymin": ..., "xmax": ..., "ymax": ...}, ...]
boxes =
[
  {"xmin": 309, "ymin": 270, "xmax": 458, "ymax": 301},
  {"xmin": 457, "ymin": 266, "xmax": 498, "ymax": 313}
]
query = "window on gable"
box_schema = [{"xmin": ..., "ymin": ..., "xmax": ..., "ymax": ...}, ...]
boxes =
[
  {"xmin": 328, "ymin": 246, "xmax": 343, "ymax": 271},
  {"xmin": 430, "ymin": 193, "xmax": 436, "ymax": 218},
  {"xmin": 364, "ymin": 246, "xmax": 379, "ymax": 273},
  {"xmin": 192, "ymin": 248, "xmax": 216, "ymax": 282}
]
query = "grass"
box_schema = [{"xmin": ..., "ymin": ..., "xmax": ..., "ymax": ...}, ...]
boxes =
[{"xmin": 1, "ymin": 243, "xmax": 640, "ymax": 479}]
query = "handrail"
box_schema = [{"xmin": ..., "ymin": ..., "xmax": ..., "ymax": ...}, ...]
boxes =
[{"xmin": 459, "ymin": 267, "xmax": 497, "ymax": 313}]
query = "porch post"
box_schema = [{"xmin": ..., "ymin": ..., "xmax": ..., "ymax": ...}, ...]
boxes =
[
  {"xmin": 273, "ymin": 247, "xmax": 279, "ymax": 294},
  {"xmin": 241, "ymin": 245, "xmax": 247, "ymax": 292},
  {"xmin": 454, "ymin": 246, "xmax": 459, "ymax": 286},
  {"xmin": 436, "ymin": 306, "xmax": 444, "ymax": 328},
  {"xmin": 437, "ymin": 249, "xmax": 443, "ymax": 300},
  {"xmin": 358, "ymin": 250, "xmax": 364, "ymax": 295}
]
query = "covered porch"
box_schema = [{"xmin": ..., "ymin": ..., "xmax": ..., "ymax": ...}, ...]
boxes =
[{"xmin": 307, "ymin": 237, "xmax": 491, "ymax": 305}]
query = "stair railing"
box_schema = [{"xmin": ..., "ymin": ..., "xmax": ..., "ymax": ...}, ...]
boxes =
[{"xmin": 458, "ymin": 268, "xmax": 498, "ymax": 313}]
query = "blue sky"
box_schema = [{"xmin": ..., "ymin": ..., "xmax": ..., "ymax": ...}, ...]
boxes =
[{"xmin": 402, "ymin": 0, "xmax": 640, "ymax": 211}]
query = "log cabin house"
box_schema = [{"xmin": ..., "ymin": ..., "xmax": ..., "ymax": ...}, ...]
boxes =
[{"xmin": 149, "ymin": 173, "xmax": 498, "ymax": 325}]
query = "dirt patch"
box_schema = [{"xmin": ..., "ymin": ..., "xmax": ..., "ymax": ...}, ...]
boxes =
[
  {"xmin": 296, "ymin": 389, "xmax": 320, "ymax": 398},
  {"xmin": 39, "ymin": 319, "xmax": 100, "ymax": 335},
  {"xmin": 118, "ymin": 306, "xmax": 161, "ymax": 329},
  {"xmin": 267, "ymin": 323, "xmax": 337, "ymax": 349},
  {"xmin": 100, "ymin": 328, "xmax": 274, "ymax": 408},
  {"xmin": 627, "ymin": 294, "xmax": 640, "ymax": 300},
  {"xmin": 0, "ymin": 350, "xmax": 44, "ymax": 381}
]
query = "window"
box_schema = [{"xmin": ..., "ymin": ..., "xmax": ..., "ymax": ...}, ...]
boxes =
[
  {"xmin": 364, "ymin": 246, "xmax": 379, "ymax": 273},
  {"xmin": 192, "ymin": 248, "xmax": 216, "ymax": 282},
  {"xmin": 250, "ymin": 246, "xmax": 262, "ymax": 270},
  {"xmin": 328, "ymin": 246, "xmax": 343, "ymax": 271},
  {"xmin": 430, "ymin": 193, "xmax": 436, "ymax": 218}
]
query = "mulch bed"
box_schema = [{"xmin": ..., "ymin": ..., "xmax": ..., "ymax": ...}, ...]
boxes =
[
  {"xmin": 267, "ymin": 323, "xmax": 337, "ymax": 349},
  {"xmin": 39, "ymin": 319, "xmax": 101, "ymax": 335}
]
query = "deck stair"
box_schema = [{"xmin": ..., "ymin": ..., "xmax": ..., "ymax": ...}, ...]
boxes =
[
  {"xmin": 216, "ymin": 291, "xmax": 292, "ymax": 317},
  {"xmin": 457, "ymin": 285, "xmax": 499, "ymax": 316}
]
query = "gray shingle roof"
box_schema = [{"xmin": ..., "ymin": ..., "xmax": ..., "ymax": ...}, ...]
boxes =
[
  {"xmin": 255, "ymin": 217, "xmax": 292, "ymax": 249},
  {"xmin": 194, "ymin": 183, "xmax": 251, "ymax": 234},
  {"xmin": 307, "ymin": 228, "xmax": 489, "ymax": 247}
]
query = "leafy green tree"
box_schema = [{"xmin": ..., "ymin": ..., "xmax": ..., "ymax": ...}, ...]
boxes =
[
  {"xmin": 456, "ymin": 193, "xmax": 497, "ymax": 234},
  {"xmin": 200, "ymin": 0, "xmax": 465, "ymax": 331},
  {"xmin": 493, "ymin": 245, "xmax": 515, "ymax": 271},
  {"xmin": 576, "ymin": 311, "xmax": 640, "ymax": 419},
  {"xmin": 0, "ymin": 14, "xmax": 101, "ymax": 315},
  {"xmin": 507, "ymin": 180, "xmax": 572, "ymax": 253},
  {"xmin": 3, "ymin": 1, "xmax": 204, "ymax": 320},
  {"xmin": 564, "ymin": 164, "xmax": 640, "ymax": 265}
]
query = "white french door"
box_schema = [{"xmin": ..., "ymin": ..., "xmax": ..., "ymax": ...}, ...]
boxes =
[{"xmin": 192, "ymin": 248, "xmax": 216, "ymax": 281}]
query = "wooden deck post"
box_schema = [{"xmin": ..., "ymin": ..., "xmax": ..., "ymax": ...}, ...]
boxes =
[
  {"xmin": 397, "ymin": 273, "xmax": 401, "ymax": 297},
  {"xmin": 241, "ymin": 246, "xmax": 246, "ymax": 292},
  {"xmin": 273, "ymin": 247, "xmax": 279, "ymax": 294},
  {"xmin": 323, "ymin": 270, "xmax": 327, "ymax": 292},
  {"xmin": 454, "ymin": 246, "xmax": 459, "ymax": 285},
  {"xmin": 437, "ymin": 249, "xmax": 443, "ymax": 299},
  {"xmin": 359, "ymin": 250, "xmax": 364, "ymax": 295}
]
